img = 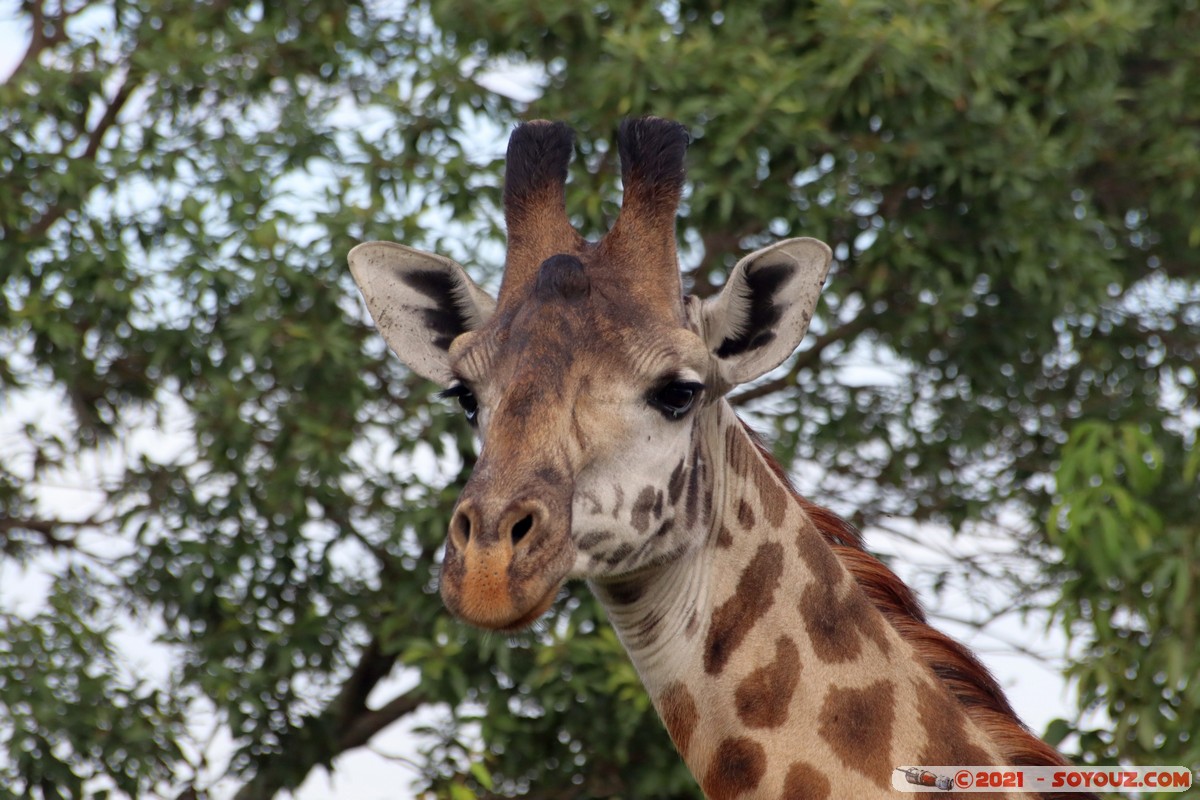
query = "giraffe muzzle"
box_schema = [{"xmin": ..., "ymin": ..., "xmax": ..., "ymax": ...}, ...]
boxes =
[{"xmin": 440, "ymin": 493, "xmax": 575, "ymax": 630}]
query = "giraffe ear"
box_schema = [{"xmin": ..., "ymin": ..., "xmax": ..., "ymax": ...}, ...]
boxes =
[
  {"xmin": 349, "ymin": 241, "xmax": 496, "ymax": 387},
  {"xmin": 700, "ymin": 237, "xmax": 832, "ymax": 387}
]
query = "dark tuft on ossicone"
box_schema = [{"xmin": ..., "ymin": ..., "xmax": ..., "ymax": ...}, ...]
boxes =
[
  {"xmin": 504, "ymin": 121, "xmax": 575, "ymax": 210},
  {"xmin": 617, "ymin": 117, "xmax": 690, "ymax": 195}
]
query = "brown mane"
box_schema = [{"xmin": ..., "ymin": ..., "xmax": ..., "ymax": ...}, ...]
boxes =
[{"xmin": 742, "ymin": 423, "xmax": 1088, "ymax": 792}]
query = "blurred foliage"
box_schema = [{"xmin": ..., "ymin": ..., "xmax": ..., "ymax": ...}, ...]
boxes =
[
  {"xmin": 1047, "ymin": 421, "xmax": 1200, "ymax": 785},
  {"xmin": 1, "ymin": 0, "xmax": 1197, "ymax": 798}
]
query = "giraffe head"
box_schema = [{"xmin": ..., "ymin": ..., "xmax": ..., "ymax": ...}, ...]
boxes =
[{"xmin": 349, "ymin": 118, "xmax": 831, "ymax": 630}]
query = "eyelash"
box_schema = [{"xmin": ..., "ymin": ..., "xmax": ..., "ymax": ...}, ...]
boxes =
[
  {"xmin": 439, "ymin": 384, "xmax": 479, "ymax": 424},
  {"xmin": 648, "ymin": 380, "xmax": 705, "ymax": 420}
]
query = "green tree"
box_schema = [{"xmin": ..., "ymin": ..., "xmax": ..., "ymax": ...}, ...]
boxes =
[
  {"xmin": 2, "ymin": 1, "xmax": 1197, "ymax": 798},
  {"xmin": 1049, "ymin": 421, "xmax": 1200, "ymax": 778}
]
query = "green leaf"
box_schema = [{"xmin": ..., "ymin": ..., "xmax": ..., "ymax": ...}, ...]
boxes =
[
  {"xmin": 1044, "ymin": 718, "xmax": 1073, "ymax": 747},
  {"xmin": 469, "ymin": 761, "xmax": 494, "ymax": 791},
  {"xmin": 1171, "ymin": 558, "xmax": 1193, "ymax": 614},
  {"xmin": 1136, "ymin": 714, "xmax": 1159, "ymax": 752}
]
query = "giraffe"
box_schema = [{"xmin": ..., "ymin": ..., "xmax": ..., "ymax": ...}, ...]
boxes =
[{"xmin": 348, "ymin": 118, "xmax": 1085, "ymax": 799}]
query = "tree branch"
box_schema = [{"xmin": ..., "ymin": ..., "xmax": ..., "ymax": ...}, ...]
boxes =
[
  {"xmin": 7, "ymin": 1, "xmax": 101, "ymax": 84},
  {"xmin": 0, "ymin": 516, "xmax": 83, "ymax": 552},
  {"xmin": 228, "ymin": 636, "xmax": 427, "ymax": 800},
  {"xmin": 689, "ymin": 229, "xmax": 748, "ymax": 299},
  {"xmin": 336, "ymin": 687, "xmax": 427, "ymax": 752},
  {"xmin": 8, "ymin": 1, "xmax": 65, "ymax": 84},
  {"xmin": 24, "ymin": 71, "xmax": 140, "ymax": 240},
  {"xmin": 331, "ymin": 637, "xmax": 397, "ymax": 724},
  {"xmin": 82, "ymin": 74, "xmax": 136, "ymax": 161}
]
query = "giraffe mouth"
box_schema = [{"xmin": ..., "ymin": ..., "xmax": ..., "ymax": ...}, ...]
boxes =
[
  {"xmin": 440, "ymin": 528, "xmax": 574, "ymax": 631},
  {"xmin": 440, "ymin": 464, "xmax": 577, "ymax": 631},
  {"xmin": 496, "ymin": 581, "xmax": 563, "ymax": 631},
  {"xmin": 448, "ymin": 575, "xmax": 566, "ymax": 631}
]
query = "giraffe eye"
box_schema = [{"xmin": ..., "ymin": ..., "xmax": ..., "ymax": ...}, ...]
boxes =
[
  {"xmin": 649, "ymin": 380, "xmax": 704, "ymax": 420},
  {"xmin": 439, "ymin": 384, "xmax": 479, "ymax": 424}
]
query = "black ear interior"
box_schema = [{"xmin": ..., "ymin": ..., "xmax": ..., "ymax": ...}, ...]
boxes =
[
  {"xmin": 714, "ymin": 262, "xmax": 794, "ymax": 358},
  {"xmin": 401, "ymin": 268, "xmax": 475, "ymax": 351}
]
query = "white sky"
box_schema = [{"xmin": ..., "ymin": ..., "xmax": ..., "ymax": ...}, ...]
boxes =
[{"xmin": 0, "ymin": 8, "xmax": 1081, "ymax": 800}]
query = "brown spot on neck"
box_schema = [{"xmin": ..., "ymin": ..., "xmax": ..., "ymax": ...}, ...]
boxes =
[
  {"xmin": 701, "ymin": 736, "xmax": 766, "ymax": 800},
  {"xmin": 915, "ymin": 678, "xmax": 994, "ymax": 767},
  {"xmin": 795, "ymin": 527, "xmax": 842, "ymax": 588},
  {"xmin": 726, "ymin": 423, "xmax": 790, "ymax": 527},
  {"xmin": 734, "ymin": 635, "xmax": 802, "ymax": 729},
  {"xmin": 725, "ymin": 422, "xmax": 755, "ymax": 478},
  {"xmin": 800, "ymin": 581, "xmax": 892, "ymax": 664},
  {"xmin": 755, "ymin": 461, "xmax": 789, "ymax": 527},
  {"xmin": 818, "ymin": 680, "xmax": 897, "ymax": 790},
  {"xmin": 730, "ymin": 417, "xmax": 1078, "ymax": 774},
  {"xmin": 782, "ymin": 761, "xmax": 832, "ymax": 800},
  {"xmin": 657, "ymin": 681, "xmax": 699, "ymax": 758},
  {"xmin": 736, "ymin": 498, "xmax": 756, "ymax": 529},
  {"xmin": 715, "ymin": 524, "xmax": 734, "ymax": 549},
  {"xmin": 797, "ymin": 519, "xmax": 892, "ymax": 663},
  {"xmin": 703, "ymin": 541, "xmax": 785, "ymax": 675}
]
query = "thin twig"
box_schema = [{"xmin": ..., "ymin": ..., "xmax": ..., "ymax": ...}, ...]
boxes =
[
  {"xmin": 25, "ymin": 69, "xmax": 141, "ymax": 239},
  {"xmin": 730, "ymin": 309, "xmax": 882, "ymax": 405}
]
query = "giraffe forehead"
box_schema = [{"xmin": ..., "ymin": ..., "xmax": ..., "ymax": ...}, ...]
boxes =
[{"xmin": 454, "ymin": 291, "xmax": 708, "ymax": 389}]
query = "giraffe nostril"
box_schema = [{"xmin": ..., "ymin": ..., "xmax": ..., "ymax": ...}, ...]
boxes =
[
  {"xmin": 511, "ymin": 514, "xmax": 534, "ymax": 545},
  {"xmin": 452, "ymin": 511, "xmax": 472, "ymax": 548}
]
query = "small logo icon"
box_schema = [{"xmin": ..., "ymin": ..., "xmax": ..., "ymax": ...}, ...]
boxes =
[{"xmin": 896, "ymin": 767, "xmax": 954, "ymax": 791}]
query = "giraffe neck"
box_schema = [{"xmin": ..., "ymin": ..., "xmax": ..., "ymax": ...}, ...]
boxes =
[{"xmin": 592, "ymin": 403, "xmax": 1019, "ymax": 799}]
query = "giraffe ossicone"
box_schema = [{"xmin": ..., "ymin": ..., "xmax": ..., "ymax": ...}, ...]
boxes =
[{"xmin": 349, "ymin": 117, "xmax": 1086, "ymax": 799}]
